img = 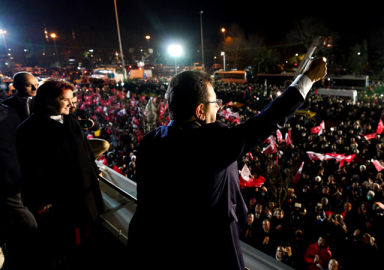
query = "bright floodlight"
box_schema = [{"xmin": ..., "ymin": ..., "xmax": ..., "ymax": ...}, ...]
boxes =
[{"xmin": 168, "ymin": 45, "xmax": 182, "ymax": 57}]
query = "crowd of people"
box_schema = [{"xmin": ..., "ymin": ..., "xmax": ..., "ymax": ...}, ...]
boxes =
[
  {"xmin": 69, "ymin": 75, "xmax": 384, "ymax": 269},
  {"xmin": 2, "ymin": 68, "xmax": 384, "ymax": 269}
]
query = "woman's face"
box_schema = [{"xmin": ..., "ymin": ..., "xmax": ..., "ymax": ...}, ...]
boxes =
[{"xmin": 49, "ymin": 89, "xmax": 73, "ymax": 115}]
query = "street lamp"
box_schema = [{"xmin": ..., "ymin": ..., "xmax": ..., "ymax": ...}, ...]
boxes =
[
  {"xmin": 168, "ymin": 45, "xmax": 182, "ymax": 75},
  {"xmin": 0, "ymin": 30, "xmax": 8, "ymax": 53},
  {"xmin": 145, "ymin": 35, "xmax": 150, "ymax": 51},
  {"xmin": 50, "ymin": 33, "xmax": 60, "ymax": 66},
  {"xmin": 221, "ymin": 28, "xmax": 226, "ymax": 41},
  {"xmin": 221, "ymin": 51, "xmax": 226, "ymax": 71}
]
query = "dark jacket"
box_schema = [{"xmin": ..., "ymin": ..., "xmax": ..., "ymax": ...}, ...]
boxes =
[
  {"xmin": 16, "ymin": 113, "xmax": 104, "ymax": 228},
  {"xmin": 0, "ymin": 104, "xmax": 23, "ymax": 200},
  {"xmin": 127, "ymin": 86, "xmax": 306, "ymax": 270},
  {"xmin": 1, "ymin": 94, "xmax": 35, "ymax": 123}
]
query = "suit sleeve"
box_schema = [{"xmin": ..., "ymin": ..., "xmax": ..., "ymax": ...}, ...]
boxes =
[{"xmin": 208, "ymin": 86, "xmax": 305, "ymax": 167}]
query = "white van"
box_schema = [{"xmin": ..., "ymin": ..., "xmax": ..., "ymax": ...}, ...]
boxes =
[{"xmin": 91, "ymin": 68, "xmax": 125, "ymax": 81}]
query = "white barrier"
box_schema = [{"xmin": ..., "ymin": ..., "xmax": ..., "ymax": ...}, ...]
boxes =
[{"xmin": 317, "ymin": 88, "xmax": 357, "ymax": 102}]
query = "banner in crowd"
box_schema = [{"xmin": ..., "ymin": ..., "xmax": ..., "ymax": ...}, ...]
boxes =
[
  {"xmin": 377, "ymin": 119, "xmax": 383, "ymax": 134},
  {"xmin": 362, "ymin": 133, "xmax": 377, "ymax": 140},
  {"xmin": 276, "ymin": 130, "xmax": 283, "ymax": 143},
  {"xmin": 311, "ymin": 121, "xmax": 325, "ymax": 135},
  {"xmin": 285, "ymin": 130, "xmax": 291, "ymax": 146},
  {"xmin": 372, "ymin": 159, "xmax": 384, "ymax": 172}
]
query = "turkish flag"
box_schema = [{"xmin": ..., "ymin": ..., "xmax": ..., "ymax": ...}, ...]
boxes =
[
  {"xmin": 319, "ymin": 121, "xmax": 325, "ymax": 136},
  {"xmin": 377, "ymin": 119, "xmax": 383, "ymax": 134},
  {"xmin": 262, "ymin": 142, "xmax": 277, "ymax": 154},
  {"xmin": 84, "ymin": 101, "xmax": 92, "ymax": 106},
  {"xmin": 239, "ymin": 164, "xmax": 251, "ymax": 181},
  {"xmin": 84, "ymin": 95, "xmax": 92, "ymax": 101},
  {"xmin": 130, "ymin": 100, "xmax": 138, "ymax": 107},
  {"xmin": 297, "ymin": 161, "xmax": 304, "ymax": 173},
  {"xmin": 263, "ymin": 135, "xmax": 275, "ymax": 145},
  {"xmin": 113, "ymin": 165, "xmax": 124, "ymax": 175},
  {"xmin": 132, "ymin": 117, "xmax": 140, "ymax": 128},
  {"xmin": 247, "ymin": 175, "xmax": 266, "ymax": 188},
  {"xmin": 98, "ymin": 155, "xmax": 108, "ymax": 166},
  {"xmin": 276, "ymin": 130, "xmax": 283, "ymax": 143},
  {"xmin": 293, "ymin": 173, "xmax": 301, "ymax": 184},
  {"xmin": 285, "ymin": 130, "xmax": 291, "ymax": 146},
  {"xmin": 325, "ymin": 153, "xmax": 345, "ymax": 161},
  {"xmin": 307, "ymin": 151, "xmax": 325, "ymax": 161},
  {"xmin": 140, "ymin": 95, "xmax": 147, "ymax": 102},
  {"xmin": 344, "ymin": 154, "xmax": 356, "ymax": 163},
  {"xmin": 226, "ymin": 101, "xmax": 233, "ymax": 107},
  {"xmin": 372, "ymin": 159, "xmax": 384, "ymax": 172},
  {"xmin": 363, "ymin": 133, "xmax": 377, "ymax": 141},
  {"xmin": 311, "ymin": 125, "xmax": 322, "ymax": 134}
]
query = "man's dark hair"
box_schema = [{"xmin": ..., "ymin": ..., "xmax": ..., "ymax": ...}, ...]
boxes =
[
  {"xmin": 166, "ymin": 70, "xmax": 212, "ymax": 121},
  {"xmin": 34, "ymin": 79, "xmax": 75, "ymax": 114}
]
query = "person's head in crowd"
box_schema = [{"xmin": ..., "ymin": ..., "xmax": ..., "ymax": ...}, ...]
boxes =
[
  {"xmin": 13, "ymin": 71, "xmax": 39, "ymax": 97},
  {"xmin": 268, "ymin": 201, "xmax": 276, "ymax": 211},
  {"xmin": 274, "ymin": 208, "xmax": 284, "ymax": 219},
  {"xmin": 262, "ymin": 219, "xmax": 270, "ymax": 232},
  {"xmin": 361, "ymin": 233, "xmax": 374, "ymax": 246},
  {"xmin": 255, "ymin": 203, "xmax": 263, "ymax": 216},
  {"xmin": 317, "ymin": 235, "xmax": 329, "ymax": 248},
  {"xmin": 34, "ymin": 79, "xmax": 75, "ymax": 115},
  {"xmin": 360, "ymin": 165, "xmax": 366, "ymax": 173},
  {"xmin": 322, "ymin": 186, "xmax": 330, "ymax": 195},
  {"xmin": 328, "ymin": 259, "xmax": 339, "ymax": 270},
  {"xmin": 314, "ymin": 176, "xmax": 322, "ymax": 184},
  {"xmin": 361, "ymin": 202, "xmax": 369, "ymax": 215},
  {"xmin": 166, "ymin": 70, "xmax": 220, "ymax": 124},
  {"xmin": 344, "ymin": 202, "xmax": 352, "ymax": 213},
  {"xmin": 275, "ymin": 246, "xmax": 286, "ymax": 261},
  {"xmin": 367, "ymin": 190, "xmax": 375, "ymax": 201},
  {"xmin": 70, "ymin": 89, "xmax": 79, "ymax": 113},
  {"xmin": 247, "ymin": 213, "xmax": 254, "ymax": 224},
  {"xmin": 249, "ymin": 198, "xmax": 256, "ymax": 210}
]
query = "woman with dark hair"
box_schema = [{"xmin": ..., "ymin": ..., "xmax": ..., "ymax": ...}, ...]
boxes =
[{"xmin": 16, "ymin": 79, "xmax": 104, "ymax": 269}]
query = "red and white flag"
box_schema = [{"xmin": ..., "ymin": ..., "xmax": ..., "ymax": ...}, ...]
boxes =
[
  {"xmin": 344, "ymin": 154, "xmax": 356, "ymax": 163},
  {"xmin": 377, "ymin": 119, "xmax": 384, "ymax": 134},
  {"xmin": 318, "ymin": 121, "xmax": 325, "ymax": 136},
  {"xmin": 131, "ymin": 116, "xmax": 140, "ymax": 128},
  {"xmin": 247, "ymin": 175, "xmax": 266, "ymax": 188},
  {"xmin": 226, "ymin": 101, "xmax": 233, "ymax": 107},
  {"xmin": 372, "ymin": 159, "xmax": 384, "ymax": 172},
  {"xmin": 311, "ymin": 125, "xmax": 322, "ymax": 134},
  {"xmin": 285, "ymin": 130, "xmax": 291, "ymax": 146},
  {"xmin": 262, "ymin": 142, "xmax": 278, "ymax": 154},
  {"xmin": 363, "ymin": 133, "xmax": 377, "ymax": 141},
  {"xmin": 276, "ymin": 130, "xmax": 283, "ymax": 143},
  {"xmin": 262, "ymin": 135, "xmax": 275, "ymax": 145},
  {"xmin": 239, "ymin": 164, "xmax": 251, "ymax": 181},
  {"xmin": 307, "ymin": 151, "xmax": 325, "ymax": 161},
  {"xmin": 297, "ymin": 161, "xmax": 304, "ymax": 174},
  {"xmin": 325, "ymin": 153, "xmax": 345, "ymax": 161}
]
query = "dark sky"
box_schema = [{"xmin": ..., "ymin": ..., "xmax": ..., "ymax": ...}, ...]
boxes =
[{"xmin": 1, "ymin": 0, "xmax": 382, "ymax": 57}]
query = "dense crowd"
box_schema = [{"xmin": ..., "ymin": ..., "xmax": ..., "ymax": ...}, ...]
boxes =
[{"xmin": 68, "ymin": 76, "xmax": 384, "ymax": 269}]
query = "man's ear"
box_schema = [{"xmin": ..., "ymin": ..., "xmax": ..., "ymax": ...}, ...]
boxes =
[{"xmin": 195, "ymin": 103, "xmax": 205, "ymax": 121}]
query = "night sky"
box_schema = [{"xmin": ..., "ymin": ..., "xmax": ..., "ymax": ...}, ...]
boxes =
[{"xmin": 1, "ymin": 0, "xmax": 383, "ymax": 58}]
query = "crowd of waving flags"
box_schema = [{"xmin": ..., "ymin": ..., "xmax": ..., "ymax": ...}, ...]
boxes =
[{"xmin": 239, "ymin": 117, "xmax": 384, "ymax": 189}]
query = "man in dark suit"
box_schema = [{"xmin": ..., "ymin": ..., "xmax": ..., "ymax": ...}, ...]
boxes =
[
  {"xmin": 127, "ymin": 58, "xmax": 327, "ymax": 269},
  {"xmin": 0, "ymin": 104, "xmax": 37, "ymax": 269},
  {"xmin": 0, "ymin": 72, "xmax": 38, "ymax": 123}
]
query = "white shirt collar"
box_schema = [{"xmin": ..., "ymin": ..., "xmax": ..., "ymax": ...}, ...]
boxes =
[{"xmin": 49, "ymin": 115, "xmax": 64, "ymax": 124}]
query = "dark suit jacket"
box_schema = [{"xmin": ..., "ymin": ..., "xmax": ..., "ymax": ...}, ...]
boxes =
[
  {"xmin": 127, "ymin": 86, "xmax": 305, "ymax": 270},
  {"xmin": 16, "ymin": 113, "xmax": 104, "ymax": 231},
  {"xmin": 0, "ymin": 104, "xmax": 23, "ymax": 200},
  {"xmin": 1, "ymin": 94, "xmax": 35, "ymax": 123}
]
